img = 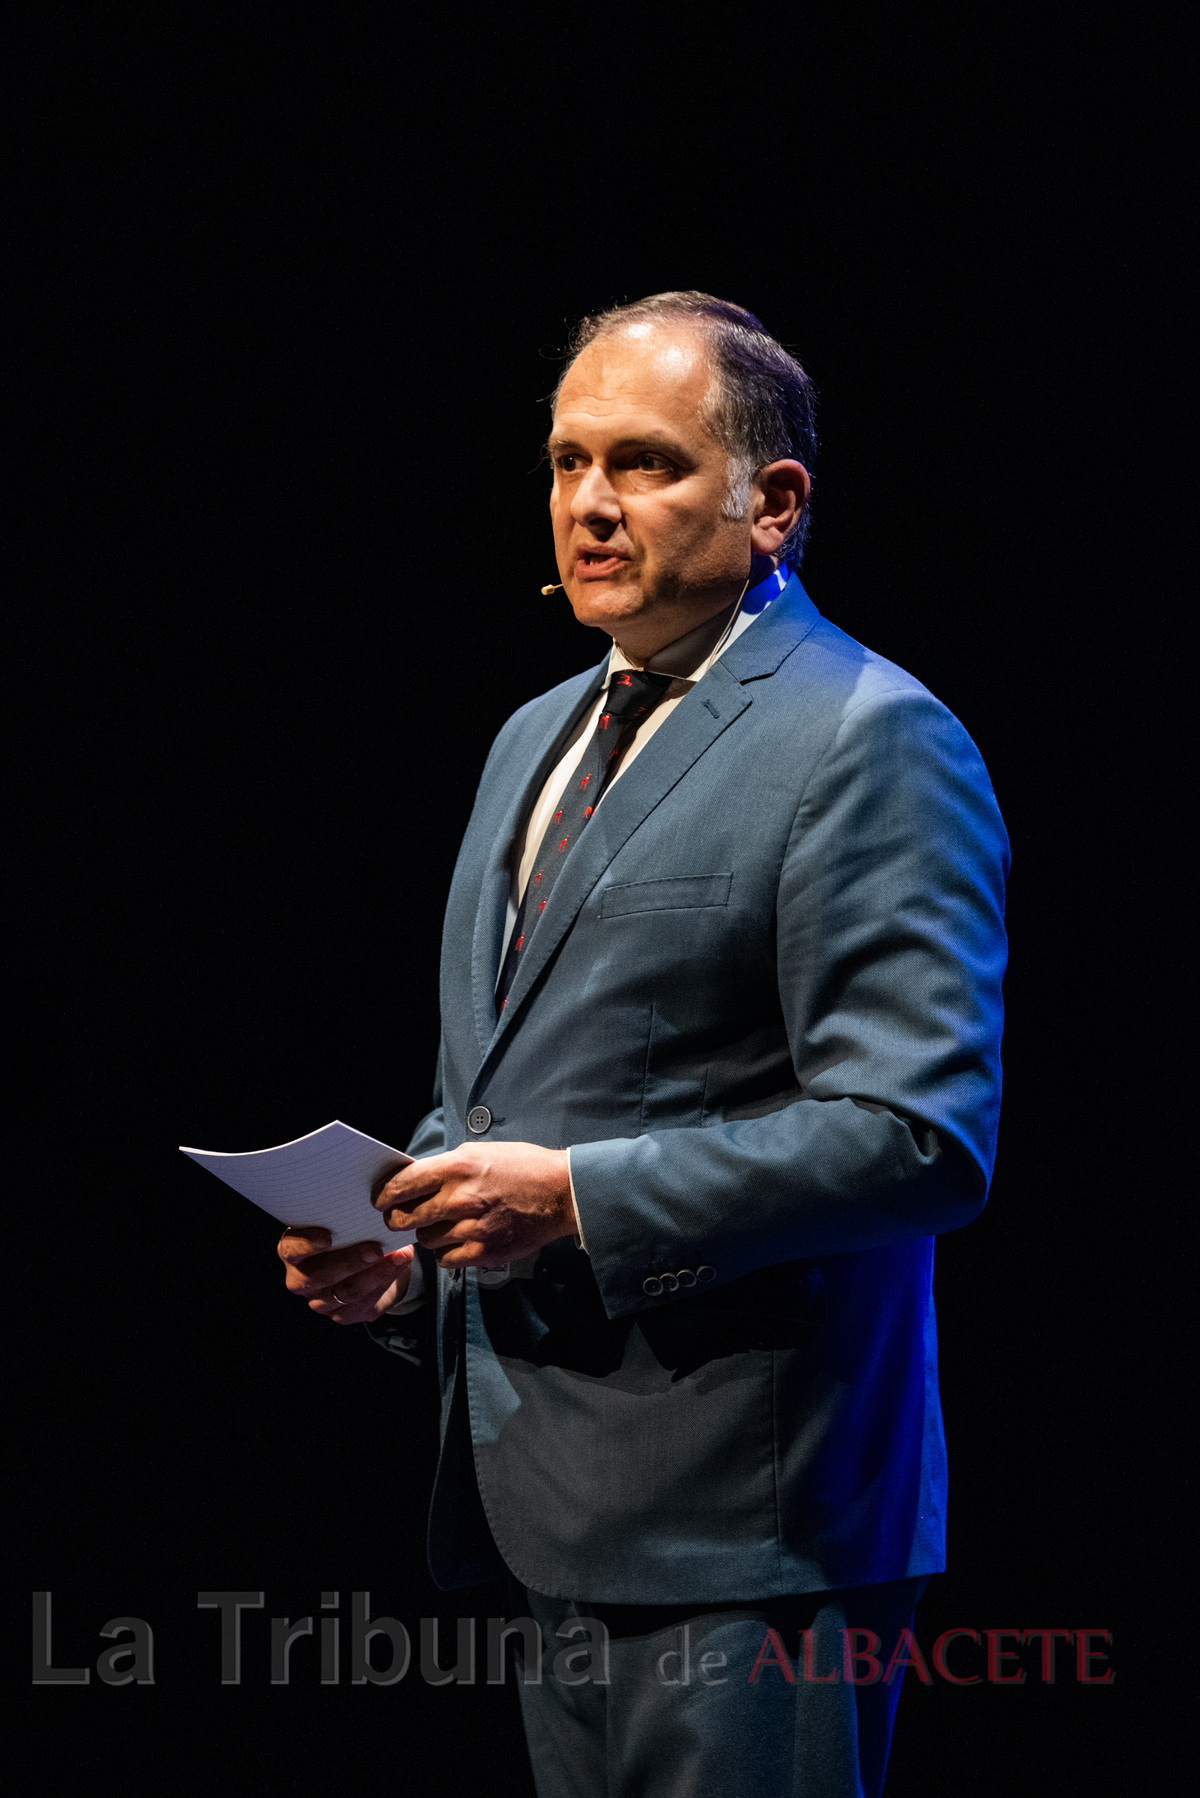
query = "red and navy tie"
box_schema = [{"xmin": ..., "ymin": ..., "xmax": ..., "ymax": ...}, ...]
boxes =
[{"xmin": 497, "ymin": 668, "xmax": 674, "ymax": 1011}]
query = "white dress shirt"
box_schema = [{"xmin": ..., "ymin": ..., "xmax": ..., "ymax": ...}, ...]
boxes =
[{"xmin": 390, "ymin": 567, "xmax": 786, "ymax": 1311}]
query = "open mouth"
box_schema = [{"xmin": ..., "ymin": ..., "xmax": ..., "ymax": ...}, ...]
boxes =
[{"xmin": 576, "ymin": 550, "xmax": 627, "ymax": 579}]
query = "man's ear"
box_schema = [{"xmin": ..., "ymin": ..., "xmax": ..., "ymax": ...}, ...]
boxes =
[{"xmin": 750, "ymin": 459, "xmax": 810, "ymax": 556}]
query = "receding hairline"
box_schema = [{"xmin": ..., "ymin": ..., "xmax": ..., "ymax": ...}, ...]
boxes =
[
  {"xmin": 557, "ymin": 313, "xmax": 716, "ymax": 379},
  {"xmin": 551, "ymin": 318, "xmax": 726, "ymax": 438}
]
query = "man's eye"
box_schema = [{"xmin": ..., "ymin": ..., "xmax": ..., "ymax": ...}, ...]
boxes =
[
  {"xmin": 636, "ymin": 453, "xmax": 668, "ymax": 472},
  {"xmin": 555, "ymin": 454, "xmax": 580, "ymax": 472}
]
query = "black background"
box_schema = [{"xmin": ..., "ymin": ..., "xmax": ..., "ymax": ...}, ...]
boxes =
[{"xmin": 15, "ymin": 7, "xmax": 1185, "ymax": 1793}]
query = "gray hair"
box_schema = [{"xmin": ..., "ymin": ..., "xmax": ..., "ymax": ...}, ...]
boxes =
[{"xmin": 553, "ymin": 291, "xmax": 818, "ymax": 565}]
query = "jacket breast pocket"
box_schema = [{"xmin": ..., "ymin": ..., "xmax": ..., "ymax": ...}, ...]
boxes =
[{"xmin": 599, "ymin": 873, "xmax": 733, "ymax": 918}]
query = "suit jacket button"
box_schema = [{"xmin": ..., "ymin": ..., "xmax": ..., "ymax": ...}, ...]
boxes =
[
  {"xmin": 642, "ymin": 1277, "xmax": 664, "ymax": 1297},
  {"xmin": 466, "ymin": 1106, "xmax": 492, "ymax": 1134},
  {"xmin": 696, "ymin": 1265, "xmax": 717, "ymax": 1283},
  {"xmin": 660, "ymin": 1272, "xmax": 679, "ymax": 1293},
  {"xmin": 676, "ymin": 1268, "xmax": 697, "ymax": 1288}
]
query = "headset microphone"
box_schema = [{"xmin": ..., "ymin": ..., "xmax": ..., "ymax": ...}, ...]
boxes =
[{"xmin": 540, "ymin": 583, "xmax": 564, "ymax": 595}]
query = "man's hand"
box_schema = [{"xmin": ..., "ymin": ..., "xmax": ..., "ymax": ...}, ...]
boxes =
[
  {"xmin": 278, "ymin": 1231, "xmax": 415, "ymax": 1324},
  {"xmin": 373, "ymin": 1142, "xmax": 574, "ymax": 1267}
]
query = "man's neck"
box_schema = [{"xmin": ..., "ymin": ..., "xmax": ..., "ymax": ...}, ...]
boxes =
[
  {"xmin": 618, "ymin": 599, "xmax": 740, "ymax": 677},
  {"xmin": 609, "ymin": 556, "xmax": 782, "ymax": 667},
  {"xmin": 610, "ymin": 564, "xmax": 788, "ymax": 683}
]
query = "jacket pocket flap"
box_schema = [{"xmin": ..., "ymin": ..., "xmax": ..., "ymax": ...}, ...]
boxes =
[{"xmin": 600, "ymin": 874, "xmax": 732, "ymax": 917}]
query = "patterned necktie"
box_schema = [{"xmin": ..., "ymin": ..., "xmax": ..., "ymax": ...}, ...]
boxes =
[{"xmin": 497, "ymin": 667, "xmax": 674, "ymax": 1011}]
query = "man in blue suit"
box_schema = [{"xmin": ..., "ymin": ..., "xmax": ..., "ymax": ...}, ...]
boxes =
[{"xmin": 280, "ymin": 293, "xmax": 1008, "ymax": 1796}]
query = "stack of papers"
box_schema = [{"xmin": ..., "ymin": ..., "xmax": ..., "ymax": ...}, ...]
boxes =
[{"xmin": 179, "ymin": 1120, "xmax": 416, "ymax": 1250}]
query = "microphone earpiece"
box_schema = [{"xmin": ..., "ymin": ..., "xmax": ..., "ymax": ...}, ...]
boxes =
[{"xmin": 541, "ymin": 583, "xmax": 564, "ymax": 595}]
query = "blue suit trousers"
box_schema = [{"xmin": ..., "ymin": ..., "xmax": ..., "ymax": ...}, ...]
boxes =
[{"xmin": 508, "ymin": 1576, "xmax": 927, "ymax": 1798}]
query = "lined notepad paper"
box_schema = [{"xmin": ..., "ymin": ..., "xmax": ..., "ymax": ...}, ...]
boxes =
[{"xmin": 180, "ymin": 1120, "xmax": 415, "ymax": 1249}]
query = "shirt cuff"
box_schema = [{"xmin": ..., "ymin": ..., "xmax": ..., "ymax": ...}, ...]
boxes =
[
  {"xmin": 566, "ymin": 1147, "xmax": 587, "ymax": 1252},
  {"xmin": 385, "ymin": 1250, "xmax": 426, "ymax": 1313}
]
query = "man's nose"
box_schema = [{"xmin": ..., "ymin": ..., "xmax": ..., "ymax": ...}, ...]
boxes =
[{"xmin": 570, "ymin": 462, "xmax": 622, "ymax": 530}]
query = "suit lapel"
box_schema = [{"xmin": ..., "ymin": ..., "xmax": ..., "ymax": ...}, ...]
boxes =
[
  {"xmin": 483, "ymin": 661, "xmax": 752, "ymax": 1055},
  {"xmin": 719, "ymin": 572, "xmax": 821, "ymax": 682},
  {"xmin": 467, "ymin": 662, "xmax": 607, "ymax": 1055}
]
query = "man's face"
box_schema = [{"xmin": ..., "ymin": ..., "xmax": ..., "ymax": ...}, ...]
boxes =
[{"xmin": 548, "ymin": 324, "xmax": 754, "ymax": 652}]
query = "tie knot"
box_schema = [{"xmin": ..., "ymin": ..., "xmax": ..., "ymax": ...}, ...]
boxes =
[{"xmin": 603, "ymin": 668, "xmax": 673, "ymax": 725}]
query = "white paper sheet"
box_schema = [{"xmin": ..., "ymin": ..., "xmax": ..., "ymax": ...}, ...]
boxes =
[{"xmin": 179, "ymin": 1120, "xmax": 415, "ymax": 1250}]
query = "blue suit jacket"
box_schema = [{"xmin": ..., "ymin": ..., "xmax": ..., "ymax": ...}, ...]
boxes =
[{"xmin": 401, "ymin": 575, "xmax": 1008, "ymax": 1603}]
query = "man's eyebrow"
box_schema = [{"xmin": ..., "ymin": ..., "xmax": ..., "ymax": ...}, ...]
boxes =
[{"xmin": 546, "ymin": 431, "xmax": 695, "ymax": 459}]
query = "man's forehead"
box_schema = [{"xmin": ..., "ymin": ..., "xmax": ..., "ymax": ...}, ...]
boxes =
[{"xmin": 553, "ymin": 324, "xmax": 713, "ymax": 436}]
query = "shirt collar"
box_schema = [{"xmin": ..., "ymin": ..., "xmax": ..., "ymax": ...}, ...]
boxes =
[{"xmin": 606, "ymin": 563, "xmax": 789, "ymax": 686}]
